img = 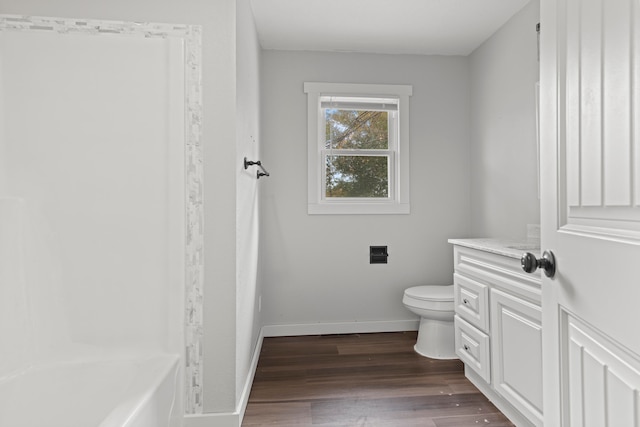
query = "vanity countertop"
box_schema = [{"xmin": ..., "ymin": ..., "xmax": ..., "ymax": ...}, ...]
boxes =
[{"xmin": 448, "ymin": 238, "xmax": 540, "ymax": 259}]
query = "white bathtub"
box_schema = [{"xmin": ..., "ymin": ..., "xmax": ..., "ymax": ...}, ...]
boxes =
[{"xmin": 0, "ymin": 354, "xmax": 179, "ymax": 427}]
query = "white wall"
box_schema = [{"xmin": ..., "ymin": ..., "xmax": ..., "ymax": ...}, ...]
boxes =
[
  {"xmin": 469, "ymin": 0, "xmax": 541, "ymax": 239},
  {"xmin": 259, "ymin": 51, "xmax": 471, "ymax": 329},
  {"xmin": 235, "ymin": 0, "xmax": 262, "ymax": 408},
  {"xmin": 0, "ymin": 0, "xmax": 261, "ymax": 419}
]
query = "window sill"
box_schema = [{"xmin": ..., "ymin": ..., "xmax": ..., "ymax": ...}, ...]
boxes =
[{"xmin": 308, "ymin": 202, "xmax": 410, "ymax": 215}]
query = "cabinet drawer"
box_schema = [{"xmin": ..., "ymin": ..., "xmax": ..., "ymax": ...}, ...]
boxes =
[
  {"xmin": 454, "ymin": 273, "xmax": 489, "ymax": 332},
  {"xmin": 455, "ymin": 315, "xmax": 491, "ymax": 383}
]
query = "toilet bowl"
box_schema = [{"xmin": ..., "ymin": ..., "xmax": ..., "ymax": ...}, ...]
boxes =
[{"xmin": 403, "ymin": 285, "xmax": 456, "ymax": 359}]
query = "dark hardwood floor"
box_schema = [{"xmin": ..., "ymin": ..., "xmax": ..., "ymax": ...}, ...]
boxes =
[{"xmin": 242, "ymin": 332, "xmax": 515, "ymax": 426}]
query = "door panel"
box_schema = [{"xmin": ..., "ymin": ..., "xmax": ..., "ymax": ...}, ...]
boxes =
[
  {"xmin": 563, "ymin": 0, "xmax": 640, "ymax": 233},
  {"xmin": 566, "ymin": 314, "xmax": 640, "ymax": 427}
]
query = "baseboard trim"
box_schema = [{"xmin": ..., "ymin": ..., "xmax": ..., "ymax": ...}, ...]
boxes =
[
  {"xmin": 262, "ymin": 319, "xmax": 419, "ymax": 337},
  {"xmin": 183, "ymin": 328, "xmax": 264, "ymax": 427},
  {"xmin": 184, "ymin": 412, "xmax": 239, "ymax": 427},
  {"xmin": 237, "ymin": 328, "xmax": 264, "ymax": 425}
]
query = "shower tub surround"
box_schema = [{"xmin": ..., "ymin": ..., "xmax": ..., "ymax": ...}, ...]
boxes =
[
  {"xmin": 0, "ymin": 14, "xmax": 204, "ymax": 425},
  {"xmin": 0, "ymin": 352, "xmax": 179, "ymax": 427},
  {"xmin": 0, "ymin": 198, "xmax": 184, "ymax": 427}
]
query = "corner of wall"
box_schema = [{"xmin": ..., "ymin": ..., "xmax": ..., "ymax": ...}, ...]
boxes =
[{"xmin": 467, "ymin": 0, "xmax": 541, "ymax": 239}]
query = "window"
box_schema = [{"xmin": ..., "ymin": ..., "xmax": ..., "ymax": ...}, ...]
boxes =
[{"xmin": 305, "ymin": 82, "xmax": 412, "ymax": 214}]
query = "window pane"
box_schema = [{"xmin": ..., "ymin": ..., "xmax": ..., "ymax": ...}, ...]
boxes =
[
  {"xmin": 325, "ymin": 109, "xmax": 388, "ymax": 150},
  {"xmin": 325, "ymin": 155, "xmax": 389, "ymax": 198}
]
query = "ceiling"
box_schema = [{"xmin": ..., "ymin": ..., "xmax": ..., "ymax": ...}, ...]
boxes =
[{"xmin": 250, "ymin": 0, "xmax": 531, "ymax": 56}]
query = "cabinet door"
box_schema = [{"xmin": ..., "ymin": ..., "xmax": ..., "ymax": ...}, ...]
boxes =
[{"xmin": 491, "ymin": 289, "xmax": 543, "ymax": 427}]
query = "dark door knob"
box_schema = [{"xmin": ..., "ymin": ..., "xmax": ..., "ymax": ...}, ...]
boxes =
[{"xmin": 521, "ymin": 250, "xmax": 556, "ymax": 278}]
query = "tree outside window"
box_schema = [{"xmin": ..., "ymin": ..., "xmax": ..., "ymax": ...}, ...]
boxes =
[{"xmin": 324, "ymin": 109, "xmax": 389, "ymax": 198}]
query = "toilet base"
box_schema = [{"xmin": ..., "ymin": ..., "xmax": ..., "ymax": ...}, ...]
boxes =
[{"xmin": 414, "ymin": 317, "xmax": 457, "ymax": 359}]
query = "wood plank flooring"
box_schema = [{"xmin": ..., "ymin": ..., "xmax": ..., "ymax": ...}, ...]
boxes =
[{"xmin": 242, "ymin": 332, "xmax": 515, "ymax": 426}]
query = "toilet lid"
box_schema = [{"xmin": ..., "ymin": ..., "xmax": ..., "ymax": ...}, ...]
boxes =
[{"xmin": 404, "ymin": 285, "xmax": 454, "ymax": 302}]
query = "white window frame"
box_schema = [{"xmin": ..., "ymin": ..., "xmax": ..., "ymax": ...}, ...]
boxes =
[{"xmin": 305, "ymin": 82, "xmax": 412, "ymax": 214}]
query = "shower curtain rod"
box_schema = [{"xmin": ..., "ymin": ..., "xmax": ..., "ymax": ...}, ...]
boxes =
[{"xmin": 244, "ymin": 157, "xmax": 270, "ymax": 179}]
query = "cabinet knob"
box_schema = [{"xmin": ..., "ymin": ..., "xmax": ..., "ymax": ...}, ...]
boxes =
[
  {"xmin": 521, "ymin": 250, "xmax": 556, "ymax": 278},
  {"xmin": 463, "ymin": 344, "xmax": 470, "ymax": 351},
  {"xmin": 463, "ymin": 298, "xmax": 469, "ymax": 304}
]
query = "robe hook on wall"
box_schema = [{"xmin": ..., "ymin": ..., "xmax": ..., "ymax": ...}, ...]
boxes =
[{"xmin": 244, "ymin": 157, "xmax": 270, "ymax": 179}]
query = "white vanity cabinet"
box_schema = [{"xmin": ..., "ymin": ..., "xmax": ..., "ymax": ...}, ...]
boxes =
[{"xmin": 450, "ymin": 241, "xmax": 543, "ymax": 427}]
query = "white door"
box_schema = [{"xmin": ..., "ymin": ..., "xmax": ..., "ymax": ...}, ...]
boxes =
[{"xmin": 540, "ymin": 0, "xmax": 640, "ymax": 425}]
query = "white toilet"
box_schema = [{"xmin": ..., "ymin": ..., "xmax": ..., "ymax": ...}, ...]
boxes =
[{"xmin": 402, "ymin": 285, "xmax": 456, "ymax": 359}]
